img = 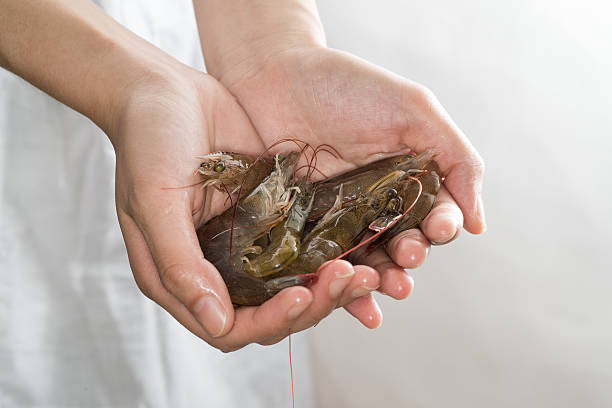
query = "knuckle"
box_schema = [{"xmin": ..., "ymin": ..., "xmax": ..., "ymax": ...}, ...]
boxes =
[
  {"xmin": 412, "ymin": 84, "xmax": 438, "ymax": 108},
  {"xmin": 159, "ymin": 262, "xmax": 192, "ymax": 294},
  {"xmin": 124, "ymin": 184, "xmax": 150, "ymax": 215},
  {"xmin": 468, "ymin": 154, "xmax": 486, "ymax": 181},
  {"xmin": 216, "ymin": 342, "xmax": 243, "ymax": 354},
  {"xmin": 258, "ymin": 335, "xmax": 286, "ymax": 347},
  {"xmin": 301, "ymin": 315, "xmax": 327, "ymax": 330},
  {"xmin": 124, "ymin": 184, "xmax": 165, "ymax": 223},
  {"xmin": 416, "ymin": 84, "xmax": 436, "ymax": 101},
  {"xmin": 133, "ymin": 277, "xmax": 155, "ymax": 301}
]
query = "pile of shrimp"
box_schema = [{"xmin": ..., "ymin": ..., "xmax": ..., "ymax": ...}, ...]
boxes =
[{"xmin": 196, "ymin": 140, "xmax": 441, "ymax": 306}]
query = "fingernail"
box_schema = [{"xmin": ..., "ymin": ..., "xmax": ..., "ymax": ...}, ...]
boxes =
[
  {"xmin": 329, "ymin": 268, "xmax": 355, "ymax": 298},
  {"xmin": 192, "ymin": 295, "xmax": 227, "ymax": 338},
  {"xmin": 431, "ymin": 227, "xmax": 459, "ymax": 245},
  {"xmin": 351, "ymin": 286, "xmax": 376, "ymax": 299},
  {"xmin": 369, "ymin": 300, "xmax": 383, "ymax": 329},
  {"xmin": 287, "ymin": 296, "xmax": 311, "ymax": 320}
]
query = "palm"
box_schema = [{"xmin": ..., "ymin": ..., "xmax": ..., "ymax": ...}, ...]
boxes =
[
  {"xmin": 114, "ymin": 73, "xmax": 276, "ymax": 342},
  {"xmin": 217, "ymin": 46, "xmax": 487, "ymax": 313},
  {"xmin": 227, "ymin": 48, "xmax": 431, "ymax": 177},
  {"xmin": 226, "ymin": 47, "xmax": 484, "ymax": 237},
  {"xmin": 114, "ymin": 74, "xmax": 265, "ymax": 229}
]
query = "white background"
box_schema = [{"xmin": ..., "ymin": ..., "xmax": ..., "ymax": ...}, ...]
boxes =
[{"xmin": 310, "ymin": 1, "xmax": 612, "ymax": 407}]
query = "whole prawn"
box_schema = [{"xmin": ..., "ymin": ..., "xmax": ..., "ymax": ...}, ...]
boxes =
[
  {"xmin": 197, "ymin": 152, "xmax": 274, "ymax": 197},
  {"xmin": 273, "ymin": 169, "xmax": 421, "ymax": 279},
  {"xmin": 197, "ymin": 152, "xmax": 316, "ymax": 305},
  {"xmin": 308, "ymin": 150, "xmax": 439, "ymax": 221}
]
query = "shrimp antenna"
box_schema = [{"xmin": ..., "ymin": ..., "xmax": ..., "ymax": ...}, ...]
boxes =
[
  {"xmin": 313, "ymin": 143, "xmax": 342, "ymax": 160},
  {"xmin": 290, "ymin": 142, "xmax": 314, "ymax": 186},
  {"xmin": 293, "ymin": 143, "xmax": 325, "ymax": 181},
  {"xmin": 220, "ymin": 182, "xmax": 234, "ymax": 208}
]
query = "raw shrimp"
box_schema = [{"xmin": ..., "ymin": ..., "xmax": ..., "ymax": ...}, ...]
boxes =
[
  {"xmin": 197, "ymin": 152, "xmax": 315, "ymax": 305},
  {"xmin": 242, "ymin": 180, "xmax": 315, "ymax": 277},
  {"xmin": 197, "ymin": 152, "xmax": 274, "ymax": 197},
  {"xmin": 272, "ymin": 170, "xmax": 413, "ymax": 279},
  {"xmin": 197, "ymin": 148, "xmax": 442, "ymax": 305}
]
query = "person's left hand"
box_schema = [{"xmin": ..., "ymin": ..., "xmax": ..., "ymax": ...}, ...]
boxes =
[{"xmin": 209, "ymin": 46, "xmax": 486, "ymax": 328}]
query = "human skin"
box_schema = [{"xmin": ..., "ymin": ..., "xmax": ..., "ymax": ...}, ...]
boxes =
[
  {"xmin": 194, "ymin": 0, "xmax": 486, "ymax": 329},
  {"xmin": 0, "ymin": 0, "xmax": 409, "ymax": 352}
]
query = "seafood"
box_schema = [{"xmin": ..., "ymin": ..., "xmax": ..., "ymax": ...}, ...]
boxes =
[
  {"xmin": 196, "ymin": 147, "xmax": 442, "ymax": 306},
  {"xmin": 243, "ymin": 182, "xmax": 314, "ymax": 277},
  {"xmin": 367, "ymin": 157, "xmax": 441, "ymax": 250},
  {"xmin": 308, "ymin": 150, "xmax": 438, "ymax": 220},
  {"xmin": 197, "ymin": 152, "xmax": 316, "ymax": 306},
  {"xmin": 197, "ymin": 152, "xmax": 274, "ymax": 197},
  {"xmin": 273, "ymin": 170, "xmax": 410, "ymax": 279}
]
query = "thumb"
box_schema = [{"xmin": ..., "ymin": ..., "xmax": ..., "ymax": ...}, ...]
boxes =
[
  {"xmin": 121, "ymin": 191, "xmax": 234, "ymax": 338},
  {"xmin": 410, "ymin": 85, "xmax": 486, "ymax": 234},
  {"xmin": 441, "ymin": 154, "xmax": 486, "ymax": 234}
]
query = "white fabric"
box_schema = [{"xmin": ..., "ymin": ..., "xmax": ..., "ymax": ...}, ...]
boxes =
[{"xmin": 0, "ymin": 1, "xmax": 313, "ymax": 407}]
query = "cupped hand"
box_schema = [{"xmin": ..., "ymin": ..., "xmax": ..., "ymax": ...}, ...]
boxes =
[
  {"xmin": 110, "ymin": 69, "xmax": 376, "ymax": 351},
  {"xmin": 215, "ymin": 46, "xmax": 486, "ymax": 320}
]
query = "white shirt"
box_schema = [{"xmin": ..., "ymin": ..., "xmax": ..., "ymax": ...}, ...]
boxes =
[{"xmin": 0, "ymin": 1, "xmax": 313, "ymax": 406}]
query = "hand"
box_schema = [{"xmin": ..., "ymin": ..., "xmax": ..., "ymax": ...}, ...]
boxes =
[
  {"xmin": 111, "ymin": 68, "xmax": 384, "ymax": 351},
  {"xmin": 212, "ymin": 46, "xmax": 486, "ymax": 324},
  {"xmin": 0, "ymin": 0, "xmax": 392, "ymax": 350}
]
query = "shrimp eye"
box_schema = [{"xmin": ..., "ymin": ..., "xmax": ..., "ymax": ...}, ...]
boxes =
[
  {"xmin": 277, "ymin": 154, "xmax": 285, "ymax": 162},
  {"xmin": 213, "ymin": 162, "xmax": 225, "ymax": 173},
  {"xmin": 386, "ymin": 188, "xmax": 398, "ymax": 198}
]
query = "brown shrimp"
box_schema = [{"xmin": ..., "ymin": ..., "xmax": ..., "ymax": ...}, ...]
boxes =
[
  {"xmin": 197, "ymin": 148, "xmax": 441, "ymax": 305},
  {"xmin": 271, "ymin": 170, "xmax": 412, "ymax": 279},
  {"xmin": 242, "ymin": 179, "xmax": 315, "ymax": 277},
  {"xmin": 308, "ymin": 150, "xmax": 437, "ymax": 219},
  {"xmin": 197, "ymin": 152, "xmax": 316, "ymax": 306},
  {"xmin": 197, "ymin": 152, "xmax": 274, "ymax": 197},
  {"xmin": 300, "ymin": 150, "xmax": 441, "ymax": 252},
  {"xmin": 366, "ymin": 156, "xmax": 441, "ymax": 251}
]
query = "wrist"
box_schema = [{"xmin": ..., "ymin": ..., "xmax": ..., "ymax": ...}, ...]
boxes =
[
  {"xmin": 194, "ymin": 0, "xmax": 326, "ymax": 87},
  {"xmin": 91, "ymin": 44, "xmax": 190, "ymax": 141}
]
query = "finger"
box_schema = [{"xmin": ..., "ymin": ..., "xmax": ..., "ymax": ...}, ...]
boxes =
[
  {"xmin": 443, "ymin": 158, "xmax": 486, "ymax": 234},
  {"xmin": 407, "ymin": 85, "xmax": 486, "ymax": 233},
  {"xmin": 117, "ymin": 208, "xmax": 226, "ymax": 342},
  {"xmin": 289, "ymin": 260, "xmax": 356, "ymax": 332},
  {"xmin": 122, "ymin": 212, "xmax": 316, "ymax": 352},
  {"xmin": 419, "ymin": 185, "xmax": 463, "ymax": 245},
  {"xmin": 351, "ymin": 237, "xmax": 416, "ymax": 300},
  {"xmin": 425, "ymin": 126, "xmax": 485, "ymax": 234},
  {"xmin": 337, "ymin": 264, "xmax": 380, "ymax": 308},
  {"xmin": 385, "ymin": 229, "xmax": 430, "ymax": 268},
  {"xmin": 216, "ymin": 286, "xmax": 314, "ymax": 350},
  {"xmin": 344, "ymin": 294, "xmax": 383, "ymax": 329},
  {"xmin": 125, "ymin": 190, "xmax": 234, "ymax": 338},
  {"xmin": 219, "ymin": 262, "xmax": 378, "ymax": 348}
]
